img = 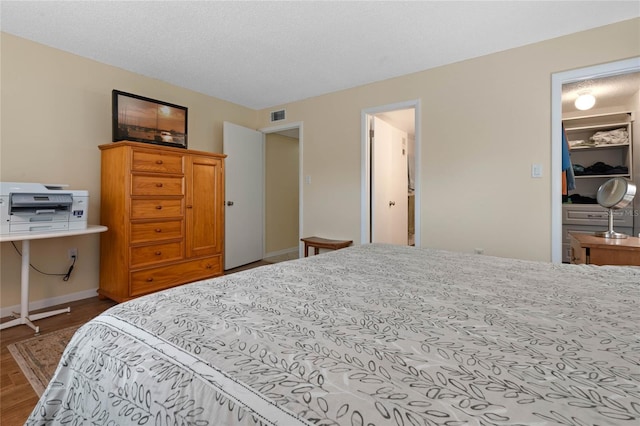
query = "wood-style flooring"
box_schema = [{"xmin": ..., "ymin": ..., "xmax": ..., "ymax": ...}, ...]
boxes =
[
  {"xmin": 0, "ymin": 296, "xmax": 117, "ymax": 425},
  {"xmin": 0, "ymin": 259, "xmax": 273, "ymax": 425}
]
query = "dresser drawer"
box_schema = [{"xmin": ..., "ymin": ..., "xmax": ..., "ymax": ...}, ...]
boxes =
[
  {"xmin": 130, "ymin": 241, "xmax": 183, "ymax": 268},
  {"xmin": 131, "ymin": 175, "xmax": 183, "ymax": 196},
  {"xmin": 562, "ymin": 204, "xmax": 633, "ymax": 227},
  {"xmin": 131, "ymin": 220, "xmax": 183, "ymax": 244},
  {"xmin": 130, "ymin": 256, "xmax": 222, "ymax": 297},
  {"xmin": 131, "ymin": 199, "xmax": 182, "ymax": 219},
  {"xmin": 132, "ymin": 150, "xmax": 183, "ymax": 174}
]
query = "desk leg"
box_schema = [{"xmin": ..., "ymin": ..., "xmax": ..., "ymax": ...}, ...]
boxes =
[
  {"xmin": 0, "ymin": 240, "xmax": 39, "ymax": 333},
  {"xmin": 18, "ymin": 240, "xmax": 39, "ymax": 334},
  {"xmin": 28, "ymin": 307, "xmax": 71, "ymax": 323},
  {"xmin": 0, "ymin": 240, "xmax": 70, "ymax": 335}
]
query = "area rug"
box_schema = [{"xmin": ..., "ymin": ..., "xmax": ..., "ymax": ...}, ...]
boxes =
[{"xmin": 7, "ymin": 325, "xmax": 79, "ymax": 396}]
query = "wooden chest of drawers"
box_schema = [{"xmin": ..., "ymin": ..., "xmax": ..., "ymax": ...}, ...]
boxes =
[{"xmin": 98, "ymin": 141, "xmax": 225, "ymax": 302}]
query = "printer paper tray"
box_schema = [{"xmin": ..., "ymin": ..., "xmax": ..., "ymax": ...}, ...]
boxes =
[
  {"xmin": 9, "ymin": 222, "xmax": 69, "ymax": 233},
  {"xmin": 9, "ymin": 211, "xmax": 70, "ymax": 223}
]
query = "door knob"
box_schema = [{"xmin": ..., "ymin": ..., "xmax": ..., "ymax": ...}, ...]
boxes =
[{"xmin": 226, "ymin": 201, "xmax": 234, "ymax": 206}]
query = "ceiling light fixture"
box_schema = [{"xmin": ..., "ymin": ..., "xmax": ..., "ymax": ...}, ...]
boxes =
[{"xmin": 575, "ymin": 92, "xmax": 596, "ymax": 110}]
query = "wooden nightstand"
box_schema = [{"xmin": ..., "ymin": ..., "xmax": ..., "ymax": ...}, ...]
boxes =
[{"xmin": 569, "ymin": 232, "xmax": 640, "ymax": 266}]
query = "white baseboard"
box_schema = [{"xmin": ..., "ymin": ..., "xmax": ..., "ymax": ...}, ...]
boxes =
[
  {"xmin": 0, "ymin": 288, "xmax": 98, "ymax": 319},
  {"xmin": 264, "ymin": 246, "xmax": 298, "ymax": 259}
]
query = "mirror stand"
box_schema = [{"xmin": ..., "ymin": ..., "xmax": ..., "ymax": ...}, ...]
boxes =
[{"xmin": 594, "ymin": 208, "xmax": 628, "ymax": 239}]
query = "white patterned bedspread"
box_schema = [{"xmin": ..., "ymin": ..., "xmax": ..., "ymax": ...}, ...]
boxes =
[{"xmin": 28, "ymin": 244, "xmax": 640, "ymax": 425}]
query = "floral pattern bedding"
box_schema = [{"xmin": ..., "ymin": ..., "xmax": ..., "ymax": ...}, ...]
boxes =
[{"xmin": 28, "ymin": 244, "xmax": 640, "ymax": 425}]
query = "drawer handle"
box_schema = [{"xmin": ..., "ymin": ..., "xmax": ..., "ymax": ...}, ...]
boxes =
[
  {"xmin": 156, "ymin": 183, "xmax": 164, "ymax": 188},
  {"xmin": 155, "ymin": 228, "xmax": 162, "ymax": 232},
  {"xmin": 156, "ymin": 160, "xmax": 163, "ymax": 165},
  {"xmin": 587, "ymin": 214, "xmax": 605, "ymax": 218},
  {"xmin": 206, "ymin": 264, "xmax": 212, "ymax": 269},
  {"xmin": 146, "ymin": 277, "xmax": 154, "ymax": 282},
  {"xmin": 155, "ymin": 251, "xmax": 162, "ymax": 256},
  {"xmin": 156, "ymin": 205, "xmax": 163, "ymax": 210}
]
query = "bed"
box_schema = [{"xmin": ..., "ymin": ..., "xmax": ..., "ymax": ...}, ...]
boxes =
[{"xmin": 27, "ymin": 244, "xmax": 640, "ymax": 425}]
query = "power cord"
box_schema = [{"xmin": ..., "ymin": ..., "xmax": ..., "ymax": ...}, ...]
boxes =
[
  {"xmin": 63, "ymin": 255, "xmax": 76, "ymax": 281},
  {"xmin": 10, "ymin": 241, "xmax": 77, "ymax": 281}
]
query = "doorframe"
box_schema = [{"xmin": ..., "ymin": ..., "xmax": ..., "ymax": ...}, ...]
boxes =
[
  {"xmin": 361, "ymin": 100, "xmax": 421, "ymax": 246},
  {"xmin": 259, "ymin": 121, "xmax": 304, "ymax": 259},
  {"xmin": 550, "ymin": 57, "xmax": 640, "ymax": 263}
]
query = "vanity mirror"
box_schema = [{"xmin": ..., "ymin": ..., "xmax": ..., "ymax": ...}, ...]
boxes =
[{"xmin": 595, "ymin": 177, "xmax": 636, "ymax": 238}]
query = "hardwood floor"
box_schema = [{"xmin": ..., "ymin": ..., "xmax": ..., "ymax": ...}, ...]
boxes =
[
  {"xmin": 0, "ymin": 259, "xmax": 278, "ymax": 425},
  {"xmin": 0, "ymin": 296, "xmax": 117, "ymax": 425}
]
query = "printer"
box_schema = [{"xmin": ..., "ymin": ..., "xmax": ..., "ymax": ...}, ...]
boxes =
[{"xmin": 0, "ymin": 182, "xmax": 88, "ymax": 235}]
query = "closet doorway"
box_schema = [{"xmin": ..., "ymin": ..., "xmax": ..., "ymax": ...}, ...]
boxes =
[
  {"xmin": 361, "ymin": 100, "xmax": 421, "ymax": 246},
  {"xmin": 551, "ymin": 57, "xmax": 640, "ymax": 263}
]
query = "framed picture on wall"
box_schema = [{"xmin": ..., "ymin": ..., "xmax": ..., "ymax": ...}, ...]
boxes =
[{"xmin": 112, "ymin": 90, "xmax": 188, "ymax": 148}]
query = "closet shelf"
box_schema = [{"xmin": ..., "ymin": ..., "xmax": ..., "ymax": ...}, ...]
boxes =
[
  {"xmin": 564, "ymin": 121, "xmax": 630, "ymax": 132},
  {"xmin": 570, "ymin": 143, "xmax": 630, "ymax": 151},
  {"xmin": 574, "ymin": 174, "xmax": 631, "ymax": 179}
]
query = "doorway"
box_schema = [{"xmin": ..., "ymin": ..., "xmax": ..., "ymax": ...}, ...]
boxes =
[
  {"xmin": 260, "ymin": 122, "xmax": 304, "ymax": 259},
  {"xmin": 224, "ymin": 122, "xmax": 303, "ymax": 270},
  {"xmin": 361, "ymin": 100, "xmax": 421, "ymax": 246},
  {"xmin": 551, "ymin": 57, "xmax": 640, "ymax": 263}
]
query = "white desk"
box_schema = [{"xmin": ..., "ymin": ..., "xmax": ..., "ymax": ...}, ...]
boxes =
[{"xmin": 0, "ymin": 225, "xmax": 107, "ymax": 334}]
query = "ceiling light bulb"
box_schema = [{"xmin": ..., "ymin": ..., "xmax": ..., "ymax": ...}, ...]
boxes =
[{"xmin": 575, "ymin": 93, "xmax": 596, "ymax": 110}]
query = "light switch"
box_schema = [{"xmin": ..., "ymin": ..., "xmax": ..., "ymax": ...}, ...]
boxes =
[
  {"xmin": 305, "ymin": 175, "xmax": 311, "ymax": 184},
  {"xmin": 531, "ymin": 164, "xmax": 543, "ymax": 178}
]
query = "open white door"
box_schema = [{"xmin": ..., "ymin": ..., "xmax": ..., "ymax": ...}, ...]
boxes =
[
  {"xmin": 371, "ymin": 117, "xmax": 408, "ymax": 244},
  {"xmin": 223, "ymin": 122, "xmax": 264, "ymax": 269}
]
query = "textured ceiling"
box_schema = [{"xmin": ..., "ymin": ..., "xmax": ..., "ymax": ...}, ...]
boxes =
[
  {"xmin": 1, "ymin": 1, "xmax": 639, "ymax": 110},
  {"xmin": 562, "ymin": 72, "xmax": 640, "ymax": 114}
]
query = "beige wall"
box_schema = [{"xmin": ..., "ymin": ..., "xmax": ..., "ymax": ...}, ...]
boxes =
[
  {"xmin": 257, "ymin": 18, "xmax": 640, "ymax": 261},
  {"xmin": 265, "ymin": 133, "xmax": 299, "ymax": 254},
  {"xmin": 0, "ymin": 33, "xmax": 256, "ymax": 309},
  {"xmin": 1, "ymin": 19, "xmax": 639, "ymax": 311}
]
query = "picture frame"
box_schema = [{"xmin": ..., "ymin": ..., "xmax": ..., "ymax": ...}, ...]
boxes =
[{"xmin": 112, "ymin": 90, "xmax": 188, "ymax": 148}]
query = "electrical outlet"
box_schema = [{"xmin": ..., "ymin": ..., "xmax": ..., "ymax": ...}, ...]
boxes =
[
  {"xmin": 68, "ymin": 248, "xmax": 78, "ymax": 260},
  {"xmin": 474, "ymin": 248, "xmax": 484, "ymax": 255}
]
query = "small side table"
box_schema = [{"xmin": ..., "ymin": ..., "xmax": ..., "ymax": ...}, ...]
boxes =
[
  {"xmin": 301, "ymin": 236, "xmax": 352, "ymax": 257},
  {"xmin": 569, "ymin": 232, "xmax": 640, "ymax": 266}
]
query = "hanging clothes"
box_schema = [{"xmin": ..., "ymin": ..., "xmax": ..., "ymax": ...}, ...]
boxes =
[{"xmin": 562, "ymin": 124, "xmax": 575, "ymax": 191}]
